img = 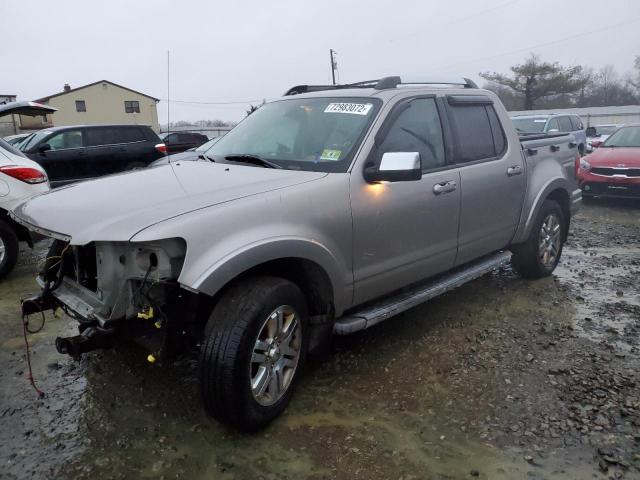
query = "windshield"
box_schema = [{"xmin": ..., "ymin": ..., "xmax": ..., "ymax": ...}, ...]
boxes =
[
  {"xmin": 511, "ymin": 117, "xmax": 548, "ymax": 133},
  {"xmin": 0, "ymin": 138, "xmax": 27, "ymax": 158},
  {"xmin": 602, "ymin": 126, "xmax": 640, "ymax": 147},
  {"xmin": 594, "ymin": 125, "xmax": 620, "ymax": 136},
  {"xmin": 20, "ymin": 129, "xmax": 53, "ymax": 151},
  {"xmin": 195, "ymin": 136, "xmax": 222, "ymax": 152},
  {"xmin": 208, "ymin": 97, "xmax": 381, "ymax": 172}
]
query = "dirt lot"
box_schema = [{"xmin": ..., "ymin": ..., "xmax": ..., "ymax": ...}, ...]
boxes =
[{"xmin": 1, "ymin": 199, "xmax": 639, "ymax": 480}]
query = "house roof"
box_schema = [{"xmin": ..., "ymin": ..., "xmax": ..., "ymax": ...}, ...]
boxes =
[{"xmin": 35, "ymin": 80, "xmax": 160, "ymax": 103}]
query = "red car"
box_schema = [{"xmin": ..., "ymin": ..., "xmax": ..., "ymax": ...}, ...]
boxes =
[{"xmin": 577, "ymin": 124, "xmax": 640, "ymax": 198}]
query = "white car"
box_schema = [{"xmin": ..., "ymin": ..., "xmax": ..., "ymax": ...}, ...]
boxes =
[{"xmin": 0, "ymin": 102, "xmax": 55, "ymax": 278}]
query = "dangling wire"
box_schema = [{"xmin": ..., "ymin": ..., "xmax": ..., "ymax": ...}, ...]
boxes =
[{"xmin": 21, "ymin": 299, "xmax": 46, "ymax": 398}]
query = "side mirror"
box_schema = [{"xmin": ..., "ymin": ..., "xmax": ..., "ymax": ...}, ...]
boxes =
[
  {"xmin": 38, "ymin": 143, "xmax": 51, "ymax": 153},
  {"xmin": 364, "ymin": 152, "xmax": 422, "ymax": 183},
  {"xmin": 585, "ymin": 127, "xmax": 596, "ymax": 137}
]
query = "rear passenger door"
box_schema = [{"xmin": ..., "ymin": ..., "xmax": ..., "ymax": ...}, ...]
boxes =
[
  {"xmin": 83, "ymin": 127, "xmax": 120, "ymax": 177},
  {"xmin": 445, "ymin": 95, "xmax": 525, "ymax": 266},
  {"xmin": 117, "ymin": 126, "xmax": 150, "ymax": 169}
]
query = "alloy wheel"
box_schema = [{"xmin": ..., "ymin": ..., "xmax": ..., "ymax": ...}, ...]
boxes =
[
  {"xmin": 250, "ymin": 305, "xmax": 302, "ymax": 406},
  {"xmin": 538, "ymin": 213, "xmax": 561, "ymax": 268}
]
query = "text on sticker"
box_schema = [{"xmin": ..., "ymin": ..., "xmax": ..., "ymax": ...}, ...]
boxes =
[{"xmin": 324, "ymin": 103, "xmax": 373, "ymax": 115}]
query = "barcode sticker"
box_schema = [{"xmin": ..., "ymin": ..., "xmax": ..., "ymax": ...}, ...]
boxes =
[{"xmin": 324, "ymin": 103, "xmax": 373, "ymax": 115}]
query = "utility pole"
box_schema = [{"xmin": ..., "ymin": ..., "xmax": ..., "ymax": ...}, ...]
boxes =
[
  {"xmin": 167, "ymin": 50, "xmax": 170, "ymax": 134},
  {"xmin": 329, "ymin": 49, "xmax": 337, "ymax": 85}
]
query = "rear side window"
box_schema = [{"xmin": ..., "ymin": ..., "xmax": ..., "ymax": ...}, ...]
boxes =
[
  {"xmin": 121, "ymin": 127, "xmax": 146, "ymax": 143},
  {"xmin": 448, "ymin": 104, "xmax": 504, "ymax": 162},
  {"xmin": 377, "ymin": 97, "xmax": 446, "ymax": 172},
  {"xmin": 85, "ymin": 127, "xmax": 120, "ymax": 146},
  {"xmin": 570, "ymin": 116, "xmax": 583, "ymax": 130},
  {"xmin": 558, "ymin": 116, "xmax": 573, "ymax": 132}
]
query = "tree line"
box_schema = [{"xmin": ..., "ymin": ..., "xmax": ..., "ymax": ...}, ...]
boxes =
[{"xmin": 481, "ymin": 54, "xmax": 640, "ymax": 111}]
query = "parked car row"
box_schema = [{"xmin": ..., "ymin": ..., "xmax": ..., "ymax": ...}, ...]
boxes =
[
  {"xmin": 578, "ymin": 124, "xmax": 640, "ymax": 199},
  {"xmin": 508, "ymin": 113, "xmax": 638, "ymax": 200},
  {"xmin": 511, "ymin": 113, "xmax": 587, "ymax": 155}
]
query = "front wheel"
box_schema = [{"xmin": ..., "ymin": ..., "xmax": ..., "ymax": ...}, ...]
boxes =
[
  {"xmin": 511, "ymin": 199, "xmax": 565, "ymax": 279},
  {"xmin": 199, "ymin": 276, "xmax": 308, "ymax": 431},
  {"xmin": 0, "ymin": 220, "xmax": 19, "ymax": 280}
]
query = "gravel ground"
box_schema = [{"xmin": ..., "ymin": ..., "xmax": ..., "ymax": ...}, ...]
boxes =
[{"xmin": 1, "ymin": 198, "xmax": 639, "ymax": 480}]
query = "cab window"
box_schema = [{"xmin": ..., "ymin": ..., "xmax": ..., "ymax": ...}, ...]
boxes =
[
  {"xmin": 546, "ymin": 118, "xmax": 559, "ymax": 132},
  {"xmin": 558, "ymin": 116, "xmax": 573, "ymax": 132},
  {"xmin": 47, "ymin": 130, "xmax": 84, "ymax": 150},
  {"xmin": 377, "ymin": 98, "xmax": 446, "ymax": 172}
]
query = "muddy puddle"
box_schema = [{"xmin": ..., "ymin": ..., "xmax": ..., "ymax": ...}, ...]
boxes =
[{"xmin": 1, "ymin": 200, "xmax": 639, "ymax": 479}]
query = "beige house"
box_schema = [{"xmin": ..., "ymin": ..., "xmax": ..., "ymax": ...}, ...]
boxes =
[{"xmin": 20, "ymin": 80, "xmax": 160, "ymax": 132}]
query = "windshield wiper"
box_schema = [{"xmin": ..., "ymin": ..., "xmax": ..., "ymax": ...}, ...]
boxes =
[
  {"xmin": 224, "ymin": 154, "xmax": 283, "ymax": 169},
  {"xmin": 198, "ymin": 154, "xmax": 215, "ymax": 162}
]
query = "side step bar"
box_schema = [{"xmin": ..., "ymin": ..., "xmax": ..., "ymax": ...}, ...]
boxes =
[{"xmin": 334, "ymin": 251, "xmax": 512, "ymax": 335}]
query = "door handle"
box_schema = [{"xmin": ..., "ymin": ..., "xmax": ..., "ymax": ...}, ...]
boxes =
[
  {"xmin": 550, "ymin": 145, "xmax": 560, "ymax": 152},
  {"xmin": 433, "ymin": 180, "xmax": 457, "ymax": 195},
  {"xmin": 507, "ymin": 165, "xmax": 523, "ymax": 176}
]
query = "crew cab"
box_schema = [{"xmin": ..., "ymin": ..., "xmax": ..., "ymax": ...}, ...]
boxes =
[{"xmin": 12, "ymin": 76, "xmax": 581, "ymax": 430}]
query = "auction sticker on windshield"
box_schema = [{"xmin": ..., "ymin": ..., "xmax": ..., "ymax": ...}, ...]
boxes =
[{"xmin": 324, "ymin": 103, "xmax": 373, "ymax": 115}]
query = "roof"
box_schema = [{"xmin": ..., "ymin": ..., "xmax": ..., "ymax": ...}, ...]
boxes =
[
  {"xmin": 35, "ymin": 80, "xmax": 160, "ymax": 103},
  {"xmin": 24, "ymin": 124, "xmax": 153, "ymax": 133},
  {"xmin": 273, "ymin": 85, "xmax": 486, "ymax": 103}
]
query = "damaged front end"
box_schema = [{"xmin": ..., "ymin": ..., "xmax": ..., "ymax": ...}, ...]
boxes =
[{"xmin": 23, "ymin": 237, "xmax": 196, "ymax": 361}]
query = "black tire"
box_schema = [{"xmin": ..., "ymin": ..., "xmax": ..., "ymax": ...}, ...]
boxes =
[
  {"xmin": 0, "ymin": 220, "xmax": 19, "ymax": 280},
  {"xmin": 511, "ymin": 199, "xmax": 565, "ymax": 279},
  {"xmin": 199, "ymin": 276, "xmax": 309, "ymax": 431}
]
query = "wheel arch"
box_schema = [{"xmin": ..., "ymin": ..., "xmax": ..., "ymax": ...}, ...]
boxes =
[
  {"xmin": 514, "ymin": 178, "xmax": 572, "ymax": 245},
  {"xmin": 187, "ymin": 238, "xmax": 350, "ymax": 318},
  {"xmin": 0, "ymin": 207, "xmax": 32, "ymax": 246}
]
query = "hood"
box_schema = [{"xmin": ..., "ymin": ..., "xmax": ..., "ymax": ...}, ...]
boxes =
[
  {"xmin": 149, "ymin": 150, "xmax": 201, "ymax": 167},
  {"xmin": 12, "ymin": 162, "xmax": 326, "ymax": 244},
  {"xmin": 586, "ymin": 147, "xmax": 640, "ymax": 167}
]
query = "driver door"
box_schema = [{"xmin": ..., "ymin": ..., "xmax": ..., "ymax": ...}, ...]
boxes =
[{"xmin": 350, "ymin": 96, "xmax": 460, "ymax": 306}]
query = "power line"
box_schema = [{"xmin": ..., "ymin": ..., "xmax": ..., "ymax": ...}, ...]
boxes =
[
  {"xmin": 435, "ymin": 15, "xmax": 640, "ymax": 72},
  {"xmin": 391, "ymin": 0, "xmax": 522, "ymax": 43},
  {"xmin": 159, "ymin": 98, "xmax": 268, "ymax": 105}
]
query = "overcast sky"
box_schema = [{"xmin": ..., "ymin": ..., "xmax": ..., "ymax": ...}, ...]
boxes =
[{"xmin": 2, "ymin": 0, "xmax": 639, "ymax": 123}]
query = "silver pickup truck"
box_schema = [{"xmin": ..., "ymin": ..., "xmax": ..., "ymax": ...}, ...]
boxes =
[{"xmin": 12, "ymin": 76, "xmax": 581, "ymax": 431}]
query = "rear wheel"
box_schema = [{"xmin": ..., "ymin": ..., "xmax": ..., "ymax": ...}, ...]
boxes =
[
  {"xmin": 0, "ymin": 220, "xmax": 19, "ymax": 280},
  {"xmin": 511, "ymin": 199, "xmax": 565, "ymax": 279},
  {"xmin": 199, "ymin": 276, "xmax": 308, "ymax": 431}
]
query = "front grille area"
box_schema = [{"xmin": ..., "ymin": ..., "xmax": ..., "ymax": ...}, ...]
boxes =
[
  {"xmin": 583, "ymin": 182, "xmax": 640, "ymax": 197},
  {"xmin": 591, "ymin": 167, "xmax": 640, "ymax": 177},
  {"xmin": 62, "ymin": 243, "xmax": 98, "ymax": 291}
]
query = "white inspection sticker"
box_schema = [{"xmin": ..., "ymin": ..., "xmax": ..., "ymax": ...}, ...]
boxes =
[{"xmin": 324, "ymin": 103, "xmax": 373, "ymax": 115}]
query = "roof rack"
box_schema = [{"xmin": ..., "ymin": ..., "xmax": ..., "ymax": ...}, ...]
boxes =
[{"xmin": 283, "ymin": 76, "xmax": 477, "ymax": 96}]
